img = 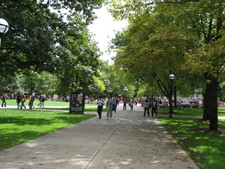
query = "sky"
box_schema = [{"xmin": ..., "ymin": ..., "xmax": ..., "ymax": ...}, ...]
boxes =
[{"xmin": 88, "ymin": 5, "xmax": 128, "ymax": 64}]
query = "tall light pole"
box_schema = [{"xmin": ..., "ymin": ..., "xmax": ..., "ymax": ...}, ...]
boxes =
[
  {"xmin": 169, "ymin": 74, "xmax": 174, "ymax": 118},
  {"xmin": 0, "ymin": 18, "xmax": 9, "ymax": 48}
]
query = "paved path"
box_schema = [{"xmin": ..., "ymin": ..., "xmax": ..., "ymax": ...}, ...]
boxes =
[{"xmin": 0, "ymin": 105, "xmax": 199, "ymax": 169}]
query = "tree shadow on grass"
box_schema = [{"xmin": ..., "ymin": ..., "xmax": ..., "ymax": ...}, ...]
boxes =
[
  {"xmin": 54, "ymin": 114, "xmax": 96, "ymax": 124},
  {"xmin": 0, "ymin": 130, "xmax": 50, "ymax": 151},
  {"xmin": 0, "ymin": 116, "xmax": 54, "ymax": 125}
]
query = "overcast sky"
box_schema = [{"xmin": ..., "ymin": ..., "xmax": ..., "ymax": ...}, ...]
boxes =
[{"xmin": 88, "ymin": 5, "xmax": 127, "ymax": 64}]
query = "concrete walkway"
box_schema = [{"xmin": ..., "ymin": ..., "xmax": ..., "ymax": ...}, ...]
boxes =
[{"xmin": 0, "ymin": 105, "xmax": 199, "ymax": 169}]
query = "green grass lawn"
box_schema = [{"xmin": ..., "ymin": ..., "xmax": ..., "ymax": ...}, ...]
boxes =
[
  {"xmin": 158, "ymin": 107, "xmax": 225, "ymax": 117},
  {"xmin": 35, "ymin": 107, "xmax": 107, "ymax": 112},
  {"xmin": 2, "ymin": 99, "xmax": 97, "ymax": 107},
  {"xmin": 159, "ymin": 110, "xmax": 225, "ymax": 169},
  {"xmin": 0, "ymin": 109, "xmax": 95, "ymax": 152}
]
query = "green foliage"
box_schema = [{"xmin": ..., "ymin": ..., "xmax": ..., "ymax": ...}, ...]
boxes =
[
  {"xmin": 0, "ymin": 0, "xmax": 104, "ymax": 95},
  {"xmin": 21, "ymin": 70, "xmax": 59, "ymax": 95},
  {"xmin": 53, "ymin": 14, "xmax": 101, "ymax": 95},
  {"xmin": 98, "ymin": 62, "xmax": 136, "ymax": 98},
  {"xmin": 112, "ymin": 9, "xmax": 197, "ymax": 98},
  {"xmin": 0, "ymin": 75, "xmax": 24, "ymax": 95},
  {"xmin": 0, "ymin": 71, "xmax": 59, "ymax": 95},
  {"xmin": 218, "ymin": 82, "xmax": 225, "ymax": 101},
  {"xmin": 108, "ymin": 0, "xmax": 153, "ymax": 20},
  {"xmin": 109, "ymin": 0, "xmax": 224, "ymax": 130},
  {"xmin": 186, "ymin": 30, "xmax": 225, "ymax": 79}
]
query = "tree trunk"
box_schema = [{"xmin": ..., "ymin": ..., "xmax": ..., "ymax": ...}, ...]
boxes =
[
  {"xmin": 169, "ymin": 79, "xmax": 174, "ymax": 118},
  {"xmin": 169, "ymin": 96, "xmax": 173, "ymax": 118},
  {"xmin": 174, "ymin": 86, "xmax": 177, "ymax": 108},
  {"xmin": 203, "ymin": 84, "xmax": 211, "ymax": 120},
  {"xmin": 209, "ymin": 78, "xmax": 218, "ymax": 130}
]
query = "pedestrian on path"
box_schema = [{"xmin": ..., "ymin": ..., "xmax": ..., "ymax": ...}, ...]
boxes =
[
  {"xmin": 97, "ymin": 98, "xmax": 104, "ymax": 119},
  {"xmin": 28, "ymin": 94, "xmax": 35, "ymax": 110},
  {"xmin": 144, "ymin": 99, "xmax": 150, "ymax": 117},
  {"xmin": 129, "ymin": 99, "xmax": 133, "ymax": 111},
  {"xmin": 1, "ymin": 93, "xmax": 6, "ymax": 107},
  {"xmin": 151, "ymin": 99, "xmax": 158, "ymax": 116},
  {"xmin": 16, "ymin": 94, "xmax": 21, "ymax": 109},
  {"xmin": 40, "ymin": 97, "xmax": 45, "ymax": 107},
  {"xmin": 106, "ymin": 96, "xmax": 113, "ymax": 119},
  {"xmin": 37, "ymin": 96, "xmax": 43, "ymax": 107},
  {"xmin": 123, "ymin": 99, "xmax": 127, "ymax": 110},
  {"xmin": 112, "ymin": 97, "xmax": 118, "ymax": 113},
  {"xmin": 20, "ymin": 95, "xmax": 26, "ymax": 109},
  {"xmin": 37, "ymin": 96, "xmax": 45, "ymax": 107}
]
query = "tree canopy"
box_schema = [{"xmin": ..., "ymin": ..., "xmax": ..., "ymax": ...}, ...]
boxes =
[
  {"xmin": 109, "ymin": 0, "xmax": 225, "ymax": 129},
  {"xmin": 0, "ymin": 0, "xmax": 104, "ymax": 95}
]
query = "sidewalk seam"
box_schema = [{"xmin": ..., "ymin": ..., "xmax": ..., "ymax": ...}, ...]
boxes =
[{"xmin": 84, "ymin": 124, "xmax": 119, "ymax": 169}]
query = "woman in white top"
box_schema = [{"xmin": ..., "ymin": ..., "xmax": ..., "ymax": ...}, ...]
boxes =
[{"xmin": 97, "ymin": 98, "xmax": 104, "ymax": 119}]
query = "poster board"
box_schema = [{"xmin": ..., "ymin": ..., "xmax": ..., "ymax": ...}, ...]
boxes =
[{"xmin": 70, "ymin": 92, "xmax": 85, "ymax": 114}]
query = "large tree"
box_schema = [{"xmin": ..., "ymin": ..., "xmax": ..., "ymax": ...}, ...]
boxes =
[
  {"xmin": 109, "ymin": 0, "xmax": 225, "ymax": 130},
  {"xmin": 0, "ymin": 0, "xmax": 103, "ymax": 69},
  {"xmin": 0, "ymin": 0, "xmax": 104, "ymax": 94},
  {"xmin": 53, "ymin": 14, "xmax": 101, "ymax": 95},
  {"xmin": 112, "ymin": 10, "xmax": 196, "ymax": 117},
  {"xmin": 165, "ymin": 0, "xmax": 225, "ymax": 130}
]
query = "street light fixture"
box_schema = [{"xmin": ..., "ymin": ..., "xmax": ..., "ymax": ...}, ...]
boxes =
[
  {"xmin": 0, "ymin": 18, "xmax": 9, "ymax": 48},
  {"xmin": 169, "ymin": 74, "xmax": 174, "ymax": 80},
  {"xmin": 124, "ymin": 86, "xmax": 128, "ymax": 97},
  {"xmin": 169, "ymin": 74, "xmax": 174, "ymax": 118},
  {"xmin": 124, "ymin": 86, "xmax": 128, "ymax": 92}
]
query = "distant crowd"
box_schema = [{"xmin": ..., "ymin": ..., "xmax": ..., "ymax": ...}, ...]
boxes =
[
  {"xmin": 96, "ymin": 96, "xmax": 160, "ymax": 119},
  {"xmin": 1, "ymin": 93, "xmax": 46, "ymax": 110}
]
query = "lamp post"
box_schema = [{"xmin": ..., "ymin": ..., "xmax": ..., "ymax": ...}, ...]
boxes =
[
  {"xmin": 0, "ymin": 18, "xmax": 9, "ymax": 48},
  {"xmin": 169, "ymin": 74, "xmax": 174, "ymax": 118},
  {"xmin": 124, "ymin": 86, "xmax": 128, "ymax": 96},
  {"xmin": 123, "ymin": 87, "xmax": 129, "ymax": 110}
]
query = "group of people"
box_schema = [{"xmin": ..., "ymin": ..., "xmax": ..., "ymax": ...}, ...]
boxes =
[
  {"xmin": 143, "ymin": 99, "xmax": 158, "ymax": 117},
  {"xmin": 96, "ymin": 97, "xmax": 119, "ymax": 119},
  {"xmin": 16, "ymin": 95, "xmax": 28, "ymax": 109},
  {"xmin": 16, "ymin": 95, "xmax": 45, "ymax": 109},
  {"xmin": 96, "ymin": 96, "xmax": 159, "ymax": 119},
  {"xmin": 1, "ymin": 93, "xmax": 45, "ymax": 110},
  {"xmin": 123, "ymin": 99, "xmax": 135, "ymax": 111}
]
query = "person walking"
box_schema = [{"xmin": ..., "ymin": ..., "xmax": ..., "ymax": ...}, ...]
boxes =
[
  {"xmin": 20, "ymin": 95, "xmax": 26, "ymax": 109},
  {"xmin": 129, "ymin": 99, "xmax": 133, "ymax": 111},
  {"xmin": 28, "ymin": 94, "xmax": 35, "ymax": 110},
  {"xmin": 37, "ymin": 96, "xmax": 45, "ymax": 107},
  {"xmin": 123, "ymin": 99, "xmax": 127, "ymax": 110},
  {"xmin": 1, "ymin": 93, "xmax": 6, "ymax": 107},
  {"xmin": 40, "ymin": 96, "xmax": 45, "ymax": 107},
  {"xmin": 37, "ymin": 96, "xmax": 42, "ymax": 107},
  {"xmin": 151, "ymin": 99, "xmax": 158, "ymax": 116},
  {"xmin": 144, "ymin": 99, "xmax": 150, "ymax": 117},
  {"xmin": 112, "ymin": 97, "xmax": 118, "ymax": 113},
  {"xmin": 16, "ymin": 94, "xmax": 21, "ymax": 109},
  {"xmin": 106, "ymin": 96, "xmax": 113, "ymax": 119},
  {"xmin": 97, "ymin": 98, "xmax": 104, "ymax": 119}
]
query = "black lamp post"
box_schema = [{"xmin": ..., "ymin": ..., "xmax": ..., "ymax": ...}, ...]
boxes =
[
  {"xmin": 169, "ymin": 74, "xmax": 174, "ymax": 118},
  {"xmin": 0, "ymin": 18, "xmax": 9, "ymax": 48}
]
